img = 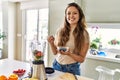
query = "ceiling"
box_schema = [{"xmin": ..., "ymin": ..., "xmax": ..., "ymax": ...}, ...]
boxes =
[
  {"xmin": 8, "ymin": 0, "xmax": 31, "ymax": 2},
  {"xmin": 8, "ymin": 0, "xmax": 41, "ymax": 2}
]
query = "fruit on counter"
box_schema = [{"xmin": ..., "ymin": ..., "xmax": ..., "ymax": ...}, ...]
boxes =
[
  {"xmin": 13, "ymin": 69, "xmax": 26, "ymax": 77},
  {"xmin": 0, "ymin": 74, "xmax": 18, "ymax": 80},
  {"xmin": 0, "ymin": 75, "xmax": 7, "ymax": 80},
  {"xmin": 13, "ymin": 69, "xmax": 26, "ymax": 73},
  {"xmin": 8, "ymin": 74, "xmax": 18, "ymax": 80}
]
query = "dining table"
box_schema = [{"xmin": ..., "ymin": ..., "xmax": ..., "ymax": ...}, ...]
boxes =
[{"xmin": 0, "ymin": 58, "xmax": 94, "ymax": 80}]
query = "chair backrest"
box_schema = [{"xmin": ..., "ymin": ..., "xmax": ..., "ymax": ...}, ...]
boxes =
[{"xmin": 95, "ymin": 66, "xmax": 120, "ymax": 80}]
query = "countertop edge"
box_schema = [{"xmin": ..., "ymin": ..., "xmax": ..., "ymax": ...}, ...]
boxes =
[{"xmin": 86, "ymin": 54, "xmax": 120, "ymax": 63}]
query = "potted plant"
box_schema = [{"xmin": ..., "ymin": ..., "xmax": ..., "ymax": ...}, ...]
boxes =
[
  {"xmin": 0, "ymin": 32, "xmax": 6, "ymax": 40},
  {"xmin": 90, "ymin": 42, "xmax": 98, "ymax": 49},
  {"xmin": 90, "ymin": 42, "xmax": 98, "ymax": 55}
]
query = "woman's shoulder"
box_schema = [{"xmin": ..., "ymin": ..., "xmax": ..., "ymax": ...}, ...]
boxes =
[
  {"xmin": 83, "ymin": 29, "xmax": 90, "ymax": 43},
  {"xmin": 57, "ymin": 26, "xmax": 63, "ymax": 32},
  {"xmin": 83, "ymin": 29, "xmax": 89, "ymax": 36},
  {"xmin": 55, "ymin": 26, "xmax": 64, "ymax": 35}
]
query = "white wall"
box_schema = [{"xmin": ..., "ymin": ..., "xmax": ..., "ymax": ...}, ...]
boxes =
[
  {"xmin": 20, "ymin": 0, "xmax": 48, "ymax": 9},
  {"xmin": 2, "ymin": 1, "xmax": 17, "ymax": 59},
  {"xmin": 16, "ymin": 2, "xmax": 23, "ymax": 60},
  {"xmin": 2, "ymin": 1, "xmax": 9, "ymax": 58},
  {"xmin": 8, "ymin": 2, "xmax": 17, "ymax": 59},
  {"xmin": 2, "ymin": 1, "xmax": 23, "ymax": 60},
  {"xmin": 82, "ymin": 0, "xmax": 120, "ymax": 23}
]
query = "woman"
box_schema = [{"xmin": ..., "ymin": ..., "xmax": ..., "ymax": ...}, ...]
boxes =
[{"xmin": 47, "ymin": 2, "xmax": 90, "ymax": 75}]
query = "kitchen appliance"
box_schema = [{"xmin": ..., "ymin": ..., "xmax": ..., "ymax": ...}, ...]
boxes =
[{"xmin": 32, "ymin": 60, "xmax": 47, "ymax": 80}]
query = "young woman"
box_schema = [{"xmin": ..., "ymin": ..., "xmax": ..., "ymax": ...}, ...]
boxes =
[{"xmin": 47, "ymin": 2, "xmax": 90, "ymax": 75}]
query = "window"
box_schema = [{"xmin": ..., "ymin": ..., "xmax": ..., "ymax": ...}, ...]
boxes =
[
  {"xmin": 0, "ymin": 10, "xmax": 2, "ymax": 48},
  {"xmin": 25, "ymin": 8, "xmax": 48, "ymax": 65},
  {"xmin": 88, "ymin": 23, "xmax": 120, "ymax": 54},
  {"xmin": 0, "ymin": 3, "xmax": 3, "ymax": 58}
]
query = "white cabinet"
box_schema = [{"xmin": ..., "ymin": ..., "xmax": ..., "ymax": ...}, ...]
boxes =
[{"xmin": 81, "ymin": 0, "xmax": 120, "ymax": 22}]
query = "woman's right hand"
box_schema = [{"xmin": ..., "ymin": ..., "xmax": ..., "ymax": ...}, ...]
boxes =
[
  {"xmin": 47, "ymin": 35, "xmax": 55, "ymax": 44},
  {"xmin": 47, "ymin": 35, "xmax": 58, "ymax": 55}
]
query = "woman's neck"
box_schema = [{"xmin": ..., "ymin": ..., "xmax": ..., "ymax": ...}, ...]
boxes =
[{"xmin": 70, "ymin": 24, "xmax": 77, "ymax": 31}]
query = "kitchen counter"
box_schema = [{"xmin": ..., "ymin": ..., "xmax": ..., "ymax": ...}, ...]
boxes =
[
  {"xmin": 86, "ymin": 53, "xmax": 120, "ymax": 63},
  {"xmin": 0, "ymin": 59, "xmax": 30, "ymax": 77},
  {"xmin": 0, "ymin": 59, "xmax": 94, "ymax": 80}
]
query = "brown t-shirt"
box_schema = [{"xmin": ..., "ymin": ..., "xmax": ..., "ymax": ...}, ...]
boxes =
[{"xmin": 54, "ymin": 28, "xmax": 89, "ymax": 65}]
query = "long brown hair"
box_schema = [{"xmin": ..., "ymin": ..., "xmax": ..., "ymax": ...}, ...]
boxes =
[{"xmin": 57, "ymin": 2, "xmax": 87, "ymax": 55}]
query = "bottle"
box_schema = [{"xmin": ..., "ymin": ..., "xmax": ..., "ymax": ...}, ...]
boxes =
[{"xmin": 98, "ymin": 42, "xmax": 102, "ymax": 51}]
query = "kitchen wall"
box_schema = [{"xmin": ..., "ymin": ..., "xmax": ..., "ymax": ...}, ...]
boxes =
[
  {"xmin": 79, "ymin": 0, "xmax": 120, "ymax": 23},
  {"xmin": 2, "ymin": 1, "xmax": 22, "ymax": 60},
  {"xmin": 1, "ymin": 1, "xmax": 8, "ymax": 58},
  {"xmin": 2, "ymin": 1, "xmax": 17, "ymax": 59}
]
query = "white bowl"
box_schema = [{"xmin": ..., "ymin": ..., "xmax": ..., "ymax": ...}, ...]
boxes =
[{"xmin": 57, "ymin": 47, "xmax": 69, "ymax": 52}]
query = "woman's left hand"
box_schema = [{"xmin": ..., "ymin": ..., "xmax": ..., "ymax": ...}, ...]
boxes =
[{"xmin": 58, "ymin": 49, "xmax": 71, "ymax": 55}]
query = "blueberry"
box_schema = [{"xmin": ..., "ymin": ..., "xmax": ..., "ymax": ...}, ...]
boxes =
[{"xmin": 59, "ymin": 47, "xmax": 67, "ymax": 52}]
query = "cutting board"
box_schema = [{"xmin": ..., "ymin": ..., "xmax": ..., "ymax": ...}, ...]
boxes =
[
  {"xmin": 48, "ymin": 73, "xmax": 94, "ymax": 80},
  {"xmin": 77, "ymin": 75, "xmax": 94, "ymax": 80}
]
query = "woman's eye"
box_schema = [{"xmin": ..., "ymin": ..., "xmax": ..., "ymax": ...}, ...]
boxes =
[
  {"xmin": 67, "ymin": 12, "xmax": 78, "ymax": 15},
  {"xmin": 73, "ymin": 12, "xmax": 78, "ymax": 14},
  {"xmin": 67, "ymin": 12, "xmax": 71, "ymax": 15}
]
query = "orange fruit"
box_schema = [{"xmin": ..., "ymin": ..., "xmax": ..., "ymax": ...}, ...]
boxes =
[
  {"xmin": 8, "ymin": 74, "xmax": 18, "ymax": 80},
  {"xmin": 0, "ymin": 75, "xmax": 7, "ymax": 80}
]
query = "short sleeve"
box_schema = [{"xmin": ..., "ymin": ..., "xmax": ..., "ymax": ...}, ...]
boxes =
[{"xmin": 84, "ymin": 30, "xmax": 90, "ymax": 44}]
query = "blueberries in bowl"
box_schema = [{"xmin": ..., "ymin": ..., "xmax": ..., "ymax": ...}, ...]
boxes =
[
  {"xmin": 45, "ymin": 67, "xmax": 54, "ymax": 74},
  {"xmin": 57, "ymin": 47, "xmax": 69, "ymax": 52}
]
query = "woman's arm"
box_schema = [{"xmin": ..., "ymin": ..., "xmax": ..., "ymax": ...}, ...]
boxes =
[
  {"xmin": 69, "ymin": 30, "xmax": 90, "ymax": 63},
  {"xmin": 69, "ymin": 42, "xmax": 90, "ymax": 63},
  {"xmin": 47, "ymin": 35, "xmax": 58, "ymax": 55}
]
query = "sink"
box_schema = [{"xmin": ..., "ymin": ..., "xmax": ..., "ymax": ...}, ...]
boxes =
[{"xmin": 115, "ymin": 55, "xmax": 120, "ymax": 58}]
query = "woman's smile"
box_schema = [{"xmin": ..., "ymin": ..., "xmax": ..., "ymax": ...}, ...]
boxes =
[{"xmin": 66, "ymin": 6, "xmax": 79, "ymax": 25}]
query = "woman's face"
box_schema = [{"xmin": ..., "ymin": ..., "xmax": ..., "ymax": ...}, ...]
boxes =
[{"xmin": 66, "ymin": 6, "xmax": 79, "ymax": 26}]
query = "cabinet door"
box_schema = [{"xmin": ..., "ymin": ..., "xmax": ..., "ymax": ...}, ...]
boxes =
[{"xmin": 82, "ymin": 0, "xmax": 120, "ymax": 22}]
